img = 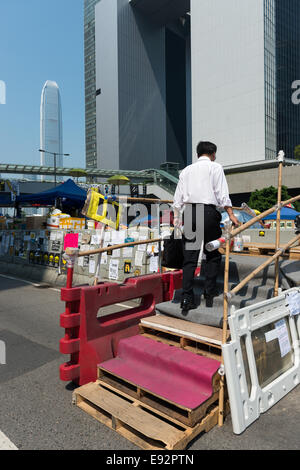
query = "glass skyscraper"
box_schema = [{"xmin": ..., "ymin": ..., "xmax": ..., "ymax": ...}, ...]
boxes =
[
  {"xmin": 40, "ymin": 81, "xmax": 63, "ymax": 181},
  {"xmin": 276, "ymin": 0, "xmax": 300, "ymax": 160},
  {"xmin": 84, "ymin": 0, "xmax": 99, "ymax": 169},
  {"xmin": 264, "ymin": 0, "xmax": 277, "ymax": 160}
]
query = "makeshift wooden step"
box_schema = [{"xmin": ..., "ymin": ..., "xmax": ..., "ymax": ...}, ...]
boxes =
[
  {"xmin": 98, "ymin": 368, "xmax": 219, "ymax": 427},
  {"xmin": 73, "ymin": 380, "xmax": 220, "ymax": 450},
  {"xmin": 98, "ymin": 335, "xmax": 221, "ymax": 427},
  {"xmin": 139, "ymin": 315, "xmax": 227, "ymax": 360}
]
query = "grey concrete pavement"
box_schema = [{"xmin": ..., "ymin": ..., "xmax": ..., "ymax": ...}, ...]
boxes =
[{"xmin": 0, "ymin": 275, "xmax": 299, "ymax": 450}]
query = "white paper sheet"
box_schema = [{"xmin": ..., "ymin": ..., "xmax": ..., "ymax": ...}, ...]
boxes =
[
  {"xmin": 149, "ymin": 256, "xmax": 159, "ymax": 273},
  {"xmin": 275, "ymin": 319, "xmax": 291, "ymax": 357},
  {"xmin": 89, "ymin": 258, "xmax": 96, "ymax": 274},
  {"xmin": 138, "ymin": 236, "xmax": 147, "ymax": 252},
  {"xmin": 100, "ymin": 252, "xmax": 108, "ymax": 265},
  {"xmin": 109, "ymin": 259, "xmax": 119, "ymax": 280},
  {"xmin": 112, "ymin": 249, "xmax": 121, "ymax": 258},
  {"xmin": 135, "ymin": 251, "xmax": 144, "ymax": 267},
  {"xmin": 104, "ymin": 231, "xmax": 111, "ymax": 242},
  {"xmin": 91, "ymin": 234, "xmax": 101, "ymax": 245},
  {"xmin": 122, "ymin": 247, "xmax": 133, "ymax": 258},
  {"xmin": 287, "ymin": 291, "xmax": 300, "ymax": 316}
]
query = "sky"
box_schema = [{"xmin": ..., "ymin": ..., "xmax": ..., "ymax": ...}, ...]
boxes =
[{"xmin": 0, "ymin": 0, "xmax": 85, "ymax": 169}]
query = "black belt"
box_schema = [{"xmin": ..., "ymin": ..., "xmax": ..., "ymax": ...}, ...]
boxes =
[{"xmin": 187, "ymin": 203, "xmax": 216, "ymax": 209}]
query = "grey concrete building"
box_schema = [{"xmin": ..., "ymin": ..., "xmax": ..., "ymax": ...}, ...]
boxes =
[{"xmin": 84, "ymin": 0, "xmax": 300, "ymax": 171}]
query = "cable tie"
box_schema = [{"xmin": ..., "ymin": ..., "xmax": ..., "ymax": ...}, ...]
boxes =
[{"xmin": 225, "ymin": 292, "xmax": 233, "ymax": 301}]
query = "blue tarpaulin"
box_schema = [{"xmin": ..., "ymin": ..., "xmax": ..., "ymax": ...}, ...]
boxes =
[
  {"xmin": 17, "ymin": 179, "xmax": 87, "ymax": 207},
  {"xmin": 263, "ymin": 207, "xmax": 300, "ymax": 221}
]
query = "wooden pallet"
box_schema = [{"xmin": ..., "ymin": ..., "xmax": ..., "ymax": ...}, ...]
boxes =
[
  {"xmin": 220, "ymin": 243, "xmax": 300, "ymax": 259},
  {"xmin": 73, "ymin": 380, "xmax": 222, "ymax": 450},
  {"xmin": 139, "ymin": 315, "xmax": 226, "ymax": 361},
  {"xmin": 98, "ymin": 366, "xmax": 220, "ymax": 427}
]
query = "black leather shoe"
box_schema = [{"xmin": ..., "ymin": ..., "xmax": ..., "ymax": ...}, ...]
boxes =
[
  {"xmin": 181, "ymin": 297, "xmax": 197, "ymax": 313},
  {"xmin": 205, "ymin": 295, "xmax": 214, "ymax": 308},
  {"xmin": 204, "ymin": 290, "xmax": 219, "ymax": 308}
]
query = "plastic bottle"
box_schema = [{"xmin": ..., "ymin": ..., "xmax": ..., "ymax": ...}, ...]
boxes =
[
  {"xmin": 205, "ymin": 237, "xmax": 226, "ymax": 252},
  {"xmin": 233, "ymin": 234, "xmax": 243, "ymax": 252}
]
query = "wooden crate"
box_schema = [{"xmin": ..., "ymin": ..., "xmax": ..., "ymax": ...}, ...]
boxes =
[
  {"xmin": 220, "ymin": 242, "xmax": 300, "ymax": 259},
  {"xmin": 139, "ymin": 315, "xmax": 226, "ymax": 361},
  {"xmin": 73, "ymin": 380, "xmax": 222, "ymax": 450},
  {"xmin": 98, "ymin": 367, "xmax": 220, "ymax": 427}
]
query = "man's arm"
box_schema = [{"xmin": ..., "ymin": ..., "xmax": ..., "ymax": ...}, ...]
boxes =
[
  {"xmin": 224, "ymin": 206, "xmax": 240, "ymax": 227},
  {"xmin": 214, "ymin": 166, "xmax": 240, "ymax": 226},
  {"xmin": 173, "ymin": 174, "xmax": 184, "ymax": 226}
]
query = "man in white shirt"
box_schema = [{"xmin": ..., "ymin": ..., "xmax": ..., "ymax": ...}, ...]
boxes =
[{"xmin": 173, "ymin": 141, "xmax": 239, "ymax": 312}]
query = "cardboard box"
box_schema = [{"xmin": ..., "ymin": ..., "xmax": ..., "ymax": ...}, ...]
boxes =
[{"xmin": 26, "ymin": 215, "xmax": 47, "ymax": 230}]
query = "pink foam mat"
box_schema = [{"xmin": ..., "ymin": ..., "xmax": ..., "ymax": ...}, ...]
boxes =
[{"xmin": 99, "ymin": 335, "xmax": 220, "ymax": 410}]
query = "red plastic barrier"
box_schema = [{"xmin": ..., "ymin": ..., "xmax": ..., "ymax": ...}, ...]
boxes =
[{"xmin": 60, "ymin": 273, "xmax": 170, "ymax": 385}]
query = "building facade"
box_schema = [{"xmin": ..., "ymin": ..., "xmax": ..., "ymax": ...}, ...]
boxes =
[
  {"xmin": 276, "ymin": 0, "xmax": 300, "ymax": 160},
  {"xmin": 85, "ymin": 0, "xmax": 300, "ymax": 170},
  {"xmin": 84, "ymin": 0, "xmax": 99, "ymax": 169},
  {"xmin": 40, "ymin": 80, "xmax": 63, "ymax": 179}
]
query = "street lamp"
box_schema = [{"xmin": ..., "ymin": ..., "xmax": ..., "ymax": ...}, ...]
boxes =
[{"xmin": 39, "ymin": 149, "xmax": 70, "ymax": 187}]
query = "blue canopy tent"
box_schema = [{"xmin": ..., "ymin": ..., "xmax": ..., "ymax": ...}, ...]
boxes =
[
  {"xmin": 0, "ymin": 194, "xmax": 15, "ymax": 208},
  {"xmin": 263, "ymin": 207, "xmax": 300, "ymax": 221},
  {"xmin": 17, "ymin": 179, "xmax": 87, "ymax": 209}
]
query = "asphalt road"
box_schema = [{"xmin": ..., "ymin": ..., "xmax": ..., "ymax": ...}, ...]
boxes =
[{"xmin": 0, "ymin": 274, "xmax": 299, "ymax": 451}]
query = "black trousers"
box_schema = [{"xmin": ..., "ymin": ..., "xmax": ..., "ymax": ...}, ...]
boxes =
[{"xmin": 182, "ymin": 204, "xmax": 222, "ymax": 298}]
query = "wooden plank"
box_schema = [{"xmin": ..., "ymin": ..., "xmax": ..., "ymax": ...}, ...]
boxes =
[
  {"xmin": 73, "ymin": 381, "xmax": 223, "ymax": 450},
  {"xmin": 140, "ymin": 315, "xmax": 225, "ymax": 346},
  {"xmin": 220, "ymin": 242, "xmax": 300, "ymax": 259},
  {"xmin": 98, "ymin": 367, "xmax": 220, "ymax": 427},
  {"xmin": 140, "ymin": 324, "xmax": 223, "ymax": 350},
  {"xmin": 139, "ymin": 327, "xmax": 223, "ymax": 361},
  {"xmin": 73, "ymin": 382, "xmax": 183, "ymax": 449},
  {"xmin": 99, "ymin": 379, "xmax": 189, "ymax": 428}
]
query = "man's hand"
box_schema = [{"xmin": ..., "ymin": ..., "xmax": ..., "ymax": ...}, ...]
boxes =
[
  {"xmin": 174, "ymin": 216, "xmax": 182, "ymax": 227},
  {"xmin": 229, "ymin": 214, "xmax": 241, "ymax": 227},
  {"xmin": 225, "ymin": 206, "xmax": 241, "ymax": 227}
]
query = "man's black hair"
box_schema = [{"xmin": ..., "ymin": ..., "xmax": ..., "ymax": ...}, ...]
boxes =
[{"xmin": 197, "ymin": 141, "xmax": 217, "ymax": 157}]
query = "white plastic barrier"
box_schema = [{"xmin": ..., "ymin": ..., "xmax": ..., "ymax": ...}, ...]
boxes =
[{"xmin": 223, "ymin": 287, "xmax": 300, "ymax": 434}]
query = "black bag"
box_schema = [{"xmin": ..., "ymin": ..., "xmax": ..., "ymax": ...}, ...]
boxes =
[{"xmin": 162, "ymin": 228, "xmax": 184, "ymax": 269}]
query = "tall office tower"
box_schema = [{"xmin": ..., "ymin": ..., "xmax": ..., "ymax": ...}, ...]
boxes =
[
  {"xmin": 40, "ymin": 80, "xmax": 63, "ymax": 180},
  {"xmin": 86, "ymin": 0, "xmax": 300, "ymax": 170},
  {"xmin": 191, "ymin": 0, "xmax": 300, "ymax": 165},
  {"xmin": 84, "ymin": 0, "xmax": 99, "ymax": 169},
  {"xmin": 86, "ymin": 0, "xmax": 191, "ymax": 171},
  {"xmin": 276, "ymin": 0, "xmax": 300, "ymax": 161}
]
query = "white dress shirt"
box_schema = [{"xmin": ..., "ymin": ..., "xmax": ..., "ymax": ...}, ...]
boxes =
[{"xmin": 173, "ymin": 156, "xmax": 232, "ymax": 212}]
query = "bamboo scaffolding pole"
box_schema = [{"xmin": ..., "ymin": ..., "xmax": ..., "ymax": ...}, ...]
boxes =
[
  {"xmin": 274, "ymin": 158, "xmax": 283, "ymax": 297},
  {"xmin": 218, "ymin": 237, "xmax": 231, "ymax": 427},
  {"xmin": 66, "ymin": 237, "xmax": 163, "ymax": 258},
  {"xmin": 228, "ymin": 234, "xmax": 300, "ymax": 298}
]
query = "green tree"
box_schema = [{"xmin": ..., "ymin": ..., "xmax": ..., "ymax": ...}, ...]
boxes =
[
  {"xmin": 294, "ymin": 145, "xmax": 300, "ymax": 160},
  {"xmin": 248, "ymin": 186, "xmax": 300, "ymax": 213}
]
